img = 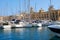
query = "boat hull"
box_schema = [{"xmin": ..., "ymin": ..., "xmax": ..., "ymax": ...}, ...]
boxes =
[
  {"xmin": 13, "ymin": 23, "xmax": 33, "ymax": 28},
  {"xmin": 48, "ymin": 27, "xmax": 60, "ymax": 34},
  {"xmin": 32, "ymin": 23, "xmax": 39, "ymax": 27},
  {"xmin": 3, "ymin": 25, "xmax": 12, "ymax": 29},
  {"xmin": 15, "ymin": 24, "xmax": 24, "ymax": 28},
  {"xmin": 25, "ymin": 24, "xmax": 32, "ymax": 27},
  {"xmin": 37, "ymin": 23, "xmax": 42, "ymax": 27},
  {"xmin": 0, "ymin": 25, "xmax": 4, "ymax": 29},
  {"xmin": 48, "ymin": 25, "xmax": 60, "ymax": 37}
]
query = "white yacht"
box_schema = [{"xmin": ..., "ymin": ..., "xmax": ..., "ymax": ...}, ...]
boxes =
[
  {"xmin": 14, "ymin": 22, "xmax": 26, "ymax": 28},
  {"xmin": 3, "ymin": 25, "xmax": 11, "ymax": 29},
  {"xmin": 24, "ymin": 22, "xmax": 32, "ymax": 27},
  {"xmin": 37, "ymin": 23, "xmax": 42, "ymax": 27},
  {"xmin": 32, "ymin": 22, "xmax": 38, "ymax": 27},
  {"xmin": 12, "ymin": 20, "xmax": 32, "ymax": 28},
  {"xmin": 48, "ymin": 21, "xmax": 60, "ymax": 37},
  {"xmin": 15, "ymin": 22, "xmax": 32, "ymax": 28},
  {"xmin": 2, "ymin": 21, "xmax": 12, "ymax": 29},
  {"xmin": 32, "ymin": 20, "xmax": 42, "ymax": 27},
  {"xmin": 41, "ymin": 20, "xmax": 53, "ymax": 26}
]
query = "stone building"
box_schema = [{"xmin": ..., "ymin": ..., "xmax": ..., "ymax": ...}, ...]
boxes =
[
  {"xmin": 30, "ymin": 7, "xmax": 50, "ymax": 20},
  {"xmin": 30, "ymin": 6, "xmax": 60, "ymax": 21},
  {"xmin": 48, "ymin": 6, "xmax": 60, "ymax": 21},
  {"xmin": 0, "ymin": 16, "xmax": 4, "ymax": 21},
  {"xmin": 1, "ymin": 6, "xmax": 60, "ymax": 21}
]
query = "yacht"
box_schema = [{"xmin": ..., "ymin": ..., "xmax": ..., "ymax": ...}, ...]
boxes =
[
  {"xmin": 24, "ymin": 22, "xmax": 32, "ymax": 28},
  {"xmin": 13, "ymin": 22, "xmax": 24, "ymax": 28},
  {"xmin": 42, "ymin": 20, "xmax": 53, "ymax": 26},
  {"xmin": 12, "ymin": 20, "xmax": 32, "ymax": 28},
  {"xmin": 48, "ymin": 21, "xmax": 60, "ymax": 37},
  {"xmin": 32, "ymin": 22, "xmax": 38, "ymax": 27},
  {"xmin": 2, "ymin": 21, "xmax": 12, "ymax": 29},
  {"xmin": 32, "ymin": 20, "xmax": 42, "ymax": 27}
]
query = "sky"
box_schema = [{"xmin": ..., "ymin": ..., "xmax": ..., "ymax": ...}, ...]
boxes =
[{"xmin": 0, "ymin": 0, "xmax": 60, "ymax": 16}]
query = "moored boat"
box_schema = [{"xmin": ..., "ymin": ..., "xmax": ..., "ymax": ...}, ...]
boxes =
[
  {"xmin": 48, "ymin": 21, "xmax": 60, "ymax": 37},
  {"xmin": 12, "ymin": 20, "xmax": 33, "ymax": 28},
  {"xmin": 32, "ymin": 20, "xmax": 42, "ymax": 27},
  {"xmin": 2, "ymin": 21, "xmax": 12, "ymax": 29}
]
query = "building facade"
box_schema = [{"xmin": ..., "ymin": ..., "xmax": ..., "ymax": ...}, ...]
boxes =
[
  {"xmin": 30, "ymin": 6, "xmax": 60, "ymax": 21},
  {"xmin": 0, "ymin": 6, "xmax": 60, "ymax": 21}
]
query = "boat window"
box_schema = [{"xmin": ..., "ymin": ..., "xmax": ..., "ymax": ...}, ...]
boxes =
[
  {"xmin": 16, "ymin": 20, "xmax": 20, "ymax": 22},
  {"xmin": 12, "ymin": 19, "xmax": 16, "ymax": 21},
  {"xmin": 3, "ymin": 22, "xmax": 8, "ymax": 25},
  {"xmin": 14, "ymin": 21, "xmax": 19, "ymax": 24}
]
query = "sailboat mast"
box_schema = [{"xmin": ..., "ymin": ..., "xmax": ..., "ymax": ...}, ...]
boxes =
[
  {"xmin": 35, "ymin": 0, "xmax": 36, "ymax": 12},
  {"xmin": 50, "ymin": 0, "xmax": 52, "ymax": 6},
  {"xmin": 49, "ymin": 0, "xmax": 51, "ymax": 20},
  {"xmin": 28, "ymin": 0, "xmax": 30, "ymax": 13},
  {"xmin": 24, "ymin": 0, "xmax": 26, "ymax": 13},
  {"xmin": 28, "ymin": 0, "xmax": 30, "ymax": 22},
  {"xmin": 19, "ymin": 0, "xmax": 21, "ymax": 14}
]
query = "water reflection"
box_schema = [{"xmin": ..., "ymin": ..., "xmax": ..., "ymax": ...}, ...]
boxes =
[
  {"xmin": 50, "ymin": 35, "xmax": 60, "ymax": 40},
  {"xmin": 0, "ymin": 27, "xmax": 59, "ymax": 40},
  {"xmin": 37, "ymin": 27, "xmax": 43, "ymax": 31},
  {"xmin": 0, "ymin": 29, "xmax": 11, "ymax": 40}
]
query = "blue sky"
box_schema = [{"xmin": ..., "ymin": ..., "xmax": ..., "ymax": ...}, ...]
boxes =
[{"xmin": 0, "ymin": 0, "xmax": 60, "ymax": 16}]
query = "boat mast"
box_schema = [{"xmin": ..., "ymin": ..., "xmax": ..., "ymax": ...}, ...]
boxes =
[
  {"xmin": 23, "ymin": 0, "xmax": 26, "ymax": 20},
  {"xmin": 49, "ymin": 0, "xmax": 52, "ymax": 20},
  {"xmin": 49, "ymin": 0, "xmax": 55, "ymax": 21},
  {"xmin": 28, "ymin": 0, "xmax": 30, "ymax": 13},
  {"xmin": 50, "ymin": 0, "xmax": 52, "ymax": 6},
  {"xmin": 28, "ymin": 0, "xmax": 30, "ymax": 21},
  {"xmin": 19, "ymin": 0, "xmax": 21, "ymax": 20},
  {"xmin": 7, "ymin": 1, "xmax": 8, "ymax": 21},
  {"xmin": 19, "ymin": 0, "xmax": 21, "ymax": 14},
  {"xmin": 24, "ymin": 0, "xmax": 26, "ymax": 13},
  {"xmin": 35, "ymin": 0, "xmax": 36, "ymax": 12}
]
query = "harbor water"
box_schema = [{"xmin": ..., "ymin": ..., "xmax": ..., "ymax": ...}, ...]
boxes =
[{"xmin": 0, "ymin": 27, "xmax": 60, "ymax": 40}]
